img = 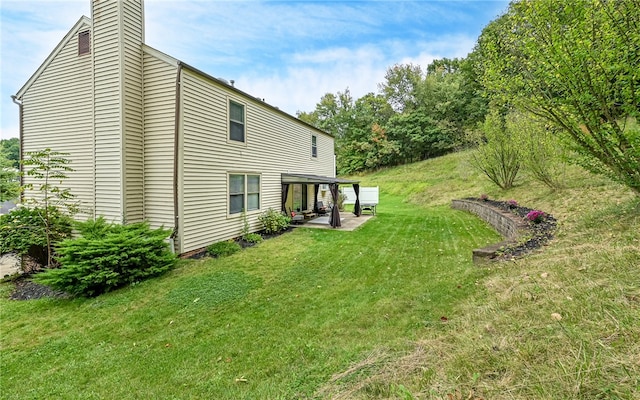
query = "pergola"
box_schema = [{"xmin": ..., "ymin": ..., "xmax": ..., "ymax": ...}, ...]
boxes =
[{"xmin": 281, "ymin": 173, "xmax": 361, "ymax": 228}]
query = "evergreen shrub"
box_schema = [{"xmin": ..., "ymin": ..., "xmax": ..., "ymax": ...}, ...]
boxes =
[{"xmin": 33, "ymin": 218, "xmax": 176, "ymax": 297}]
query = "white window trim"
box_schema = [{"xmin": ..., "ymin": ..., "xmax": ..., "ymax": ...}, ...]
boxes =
[
  {"xmin": 227, "ymin": 97, "xmax": 248, "ymax": 146},
  {"xmin": 227, "ymin": 172, "xmax": 262, "ymax": 216}
]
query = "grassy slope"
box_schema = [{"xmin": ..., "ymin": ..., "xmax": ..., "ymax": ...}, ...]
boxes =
[
  {"xmin": 0, "ymin": 168, "xmax": 500, "ymax": 399},
  {"xmin": 322, "ymin": 150, "xmax": 640, "ymax": 399},
  {"xmin": 1, "ymin": 150, "xmax": 638, "ymax": 399}
]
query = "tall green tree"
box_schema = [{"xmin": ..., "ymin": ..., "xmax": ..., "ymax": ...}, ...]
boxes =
[
  {"xmin": 0, "ymin": 150, "xmax": 19, "ymax": 201},
  {"xmin": 476, "ymin": 0, "xmax": 640, "ymax": 194},
  {"xmin": 0, "ymin": 138, "xmax": 19, "ymax": 169},
  {"xmin": 378, "ymin": 63, "xmax": 423, "ymax": 113},
  {"xmin": 297, "ymin": 89, "xmax": 355, "ymax": 140}
]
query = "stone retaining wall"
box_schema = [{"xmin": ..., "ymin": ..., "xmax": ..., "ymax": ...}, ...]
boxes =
[{"xmin": 451, "ymin": 199, "xmax": 528, "ymax": 263}]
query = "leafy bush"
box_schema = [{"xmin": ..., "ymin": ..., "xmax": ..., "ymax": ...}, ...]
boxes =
[
  {"xmin": 243, "ymin": 233, "xmax": 263, "ymax": 244},
  {"xmin": 207, "ymin": 240, "xmax": 241, "ymax": 258},
  {"xmin": 0, "ymin": 206, "xmax": 72, "ymax": 267},
  {"xmin": 32, "ymin": 220, "xmax": 176, "ymax": 297},
  {"xmin": 470, "ymin": 107, "xmax": 522, "ymax": 189},
  {"xmin": 258, "ymin": 208, "xmax": 291, "ymax": 234},
  {"xmin": 509, "ymin": 111, "xmax": 566, "ymax": 189}
]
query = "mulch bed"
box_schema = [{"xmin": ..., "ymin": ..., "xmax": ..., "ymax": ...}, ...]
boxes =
[{"xmin": 8, "ymin": 277, "xmax": 70, "ymax": 301}]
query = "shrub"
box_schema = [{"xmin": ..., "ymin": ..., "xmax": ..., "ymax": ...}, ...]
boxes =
[
  {"xmin": 258, "ymin": 208, "xmax": 291, "ymax": 234},
  {"xmin": 32, "ymin": 220, "xmax": 176, "ymax": 297},
  {"xmin": 0, "ymin": 206, "xmax": 72, "ymax": 267},
  {"xmin": 243, "ymin": 233, "xmax": 263, "ymax": 244},
  {"xmin": 507, "ymin": 199, "xmax": 518, "ymax": 208},
  {"xmin": 508, "ymin": 111, "xmax": 566, "ymax": 189},
  {"xmin": 207, "ymin": 240, "xmax": 241, "ymax": 258},
  {"xmin": 470, "ymin": 107, "xmax": 522, "ymax": 189}
]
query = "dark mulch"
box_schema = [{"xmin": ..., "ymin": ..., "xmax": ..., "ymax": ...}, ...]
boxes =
[
  {"xmin": 466, "ymin": 198, "xmax": 557, "ymax": 260},
  {"xmin": 8, "ymin": 276, "xmax": 70, "ymax": 301}
]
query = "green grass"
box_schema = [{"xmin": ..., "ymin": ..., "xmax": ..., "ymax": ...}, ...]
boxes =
[
  {"xmin": 0, "ymin": 190, "xmax": 500, "ymax": 399},
  {"xmin": 2, "ymin": 150, "xmax": 639, "ymax": 399}
]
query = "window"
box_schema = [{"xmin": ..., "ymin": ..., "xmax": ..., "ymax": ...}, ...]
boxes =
[
  {"xmin": 229, "ymin": 173, "xmax": 260, "ymax": 214},
  {"xmin": 229, "ymin": 100, "xmax": 245, "ymax": 142},
  {"xmin": 78, "ymin": 30, "xmax": 90, "ymax": 55},
  {"xmin": 311, "ymin": 134, "xmax": 318, "ymax": 158}
]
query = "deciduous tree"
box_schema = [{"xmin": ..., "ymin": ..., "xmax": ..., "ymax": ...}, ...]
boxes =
[{"xmin": 475, "ymin": 0, "xmax": 640, "ymax": 194}]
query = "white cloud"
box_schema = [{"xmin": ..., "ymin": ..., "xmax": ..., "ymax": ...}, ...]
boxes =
[
  {"xmin": 237, "ymin": 34, "xmax": 478, "ymax": 115},
  {"xmin": 1, "ymin": 0, "xmax": 505, "ymax": 138}
]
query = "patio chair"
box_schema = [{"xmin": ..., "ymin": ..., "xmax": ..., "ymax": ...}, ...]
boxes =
[
  {"xmin": 316, "ymin": 201, "xmax": 328, "ymax": 215},
  {"xmin": 288, "ymin": 208, "xmax": 305, "ymax": 224}
]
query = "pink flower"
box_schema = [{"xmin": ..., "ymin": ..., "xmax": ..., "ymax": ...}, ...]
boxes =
[{"xmin": 526, "ymin": 210, "xmax": 546, "ymax": 223}]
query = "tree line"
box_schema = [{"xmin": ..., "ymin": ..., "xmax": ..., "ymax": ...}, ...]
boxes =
[
  {"xmin": 297, "ymin": 57, "xmax": 487, "ymax": 175},
  {"xmin": 297, "ymin": 0, "xmax": 640, "ymax": 196}
]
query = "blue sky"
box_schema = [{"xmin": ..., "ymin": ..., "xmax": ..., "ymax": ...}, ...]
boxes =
[{"xmin": 0, "ymin": 0, "xmax": 508, "ymax": 139}]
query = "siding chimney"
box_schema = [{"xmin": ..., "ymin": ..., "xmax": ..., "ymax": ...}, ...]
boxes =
[{"xmin": 91, "ymin": 0, "xmax": 144, "ymax": 223}]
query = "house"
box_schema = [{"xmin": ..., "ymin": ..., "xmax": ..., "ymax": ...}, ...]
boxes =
[{"xmin": 12, "ymin": 0, "xmax": 361, "ymax": 256}]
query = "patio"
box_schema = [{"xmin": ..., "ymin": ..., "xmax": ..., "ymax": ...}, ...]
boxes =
[{"xmin": 291, "ymin": 212, "xmax": 374, "ymax": 231}]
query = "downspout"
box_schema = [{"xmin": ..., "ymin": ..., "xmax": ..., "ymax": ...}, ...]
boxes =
[
  {"xmin": 11, "ymin": 95, "xmax": 23, "ymax": 201},
  {"xmin": 172, "ymin": 63, "xmax": 183, "ymax": 244}
]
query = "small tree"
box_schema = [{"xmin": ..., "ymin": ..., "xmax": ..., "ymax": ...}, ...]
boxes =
[
  {"xmin": 21, "ymin": 149, "xmax": 78, "ymax": 266},
  {"xmin": 470, "ymin": 107, "xmax": 522, "ymax": 189},
  {"xmin": 508, "ymin": 111, "xmax": 566, "ymax": 189}
]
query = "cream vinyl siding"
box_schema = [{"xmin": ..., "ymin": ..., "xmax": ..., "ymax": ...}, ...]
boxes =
[
  {"xmin": 143, "ymin": 49, "xmax": 177, "ymax": 230},
  {"xmin": 92, "ymin": 0, "xmax": 144, "ymax": 222},
  {"xmin": 20, "ymin": 21, "xmax": 95, "ymax": 217},
  {"xmin": 122, "ymin": 0, "xmax": 144, "ymax": 222},
  {"xmin": 180, "ymin": 69, "xmax": 334, "ymax": 253}
]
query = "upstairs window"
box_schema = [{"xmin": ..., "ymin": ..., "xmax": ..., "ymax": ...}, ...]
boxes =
[
  {"xmin": 229, "ymin": 100, "xmax": 245, "ymax": 142},
  {"xmin": 78, "ymin": 30, "xmax": 90, "ymax": 56},
  {"xmin": 311, "ymin": 134, "xmax": 318, "ymax": 158}
]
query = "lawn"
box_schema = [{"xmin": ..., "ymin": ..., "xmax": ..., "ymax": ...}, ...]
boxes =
[
  {"xmin": 0, "ymin": 191, "xmax": 500, "ymax": 399},
  {"xmin": 1, "ymin": 150, "xmax": 639, "ymax": 399}
]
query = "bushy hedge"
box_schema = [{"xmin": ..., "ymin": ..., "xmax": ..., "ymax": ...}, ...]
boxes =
[
  {"xmin": 33, "ymin": 218, "xmax": 176, "ymax": 297},
  {"xmin": 258, "ymin": 208, "xmax": 291, "ymax": 234},
  {"xmin": 0, "ymin": 206, "xmax": 72, "ymax": 267},
  {"xmin": 207, "ymin": 240, "xmax": 241, "ymax": 258}
]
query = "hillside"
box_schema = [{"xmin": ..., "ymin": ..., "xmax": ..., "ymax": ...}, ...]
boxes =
[{"xmin": 323, "ymin": 150, "xmax": 640, "ymax": 398}]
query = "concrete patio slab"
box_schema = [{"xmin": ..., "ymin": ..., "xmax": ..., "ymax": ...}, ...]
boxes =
[{"xmin": 292, "ymin": 213, "xmax": 374, "ymax": 231}]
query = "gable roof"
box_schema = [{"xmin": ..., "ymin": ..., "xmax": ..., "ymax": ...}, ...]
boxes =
[{"xmin": 15, "ymin": 16, "xmax": 91, "ymax": 99}]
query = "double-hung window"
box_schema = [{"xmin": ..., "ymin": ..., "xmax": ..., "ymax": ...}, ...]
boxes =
[
  {"xmin": 311, "ymin": 134, "xmax": 318, "ymax": 158},
  {"xmin": 229, "ymin": 173, "xmax": 260, "ymax": 214},
  {"xmin": 229, "ymin": 100, "xmax": 245, "ymax": 143}
]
